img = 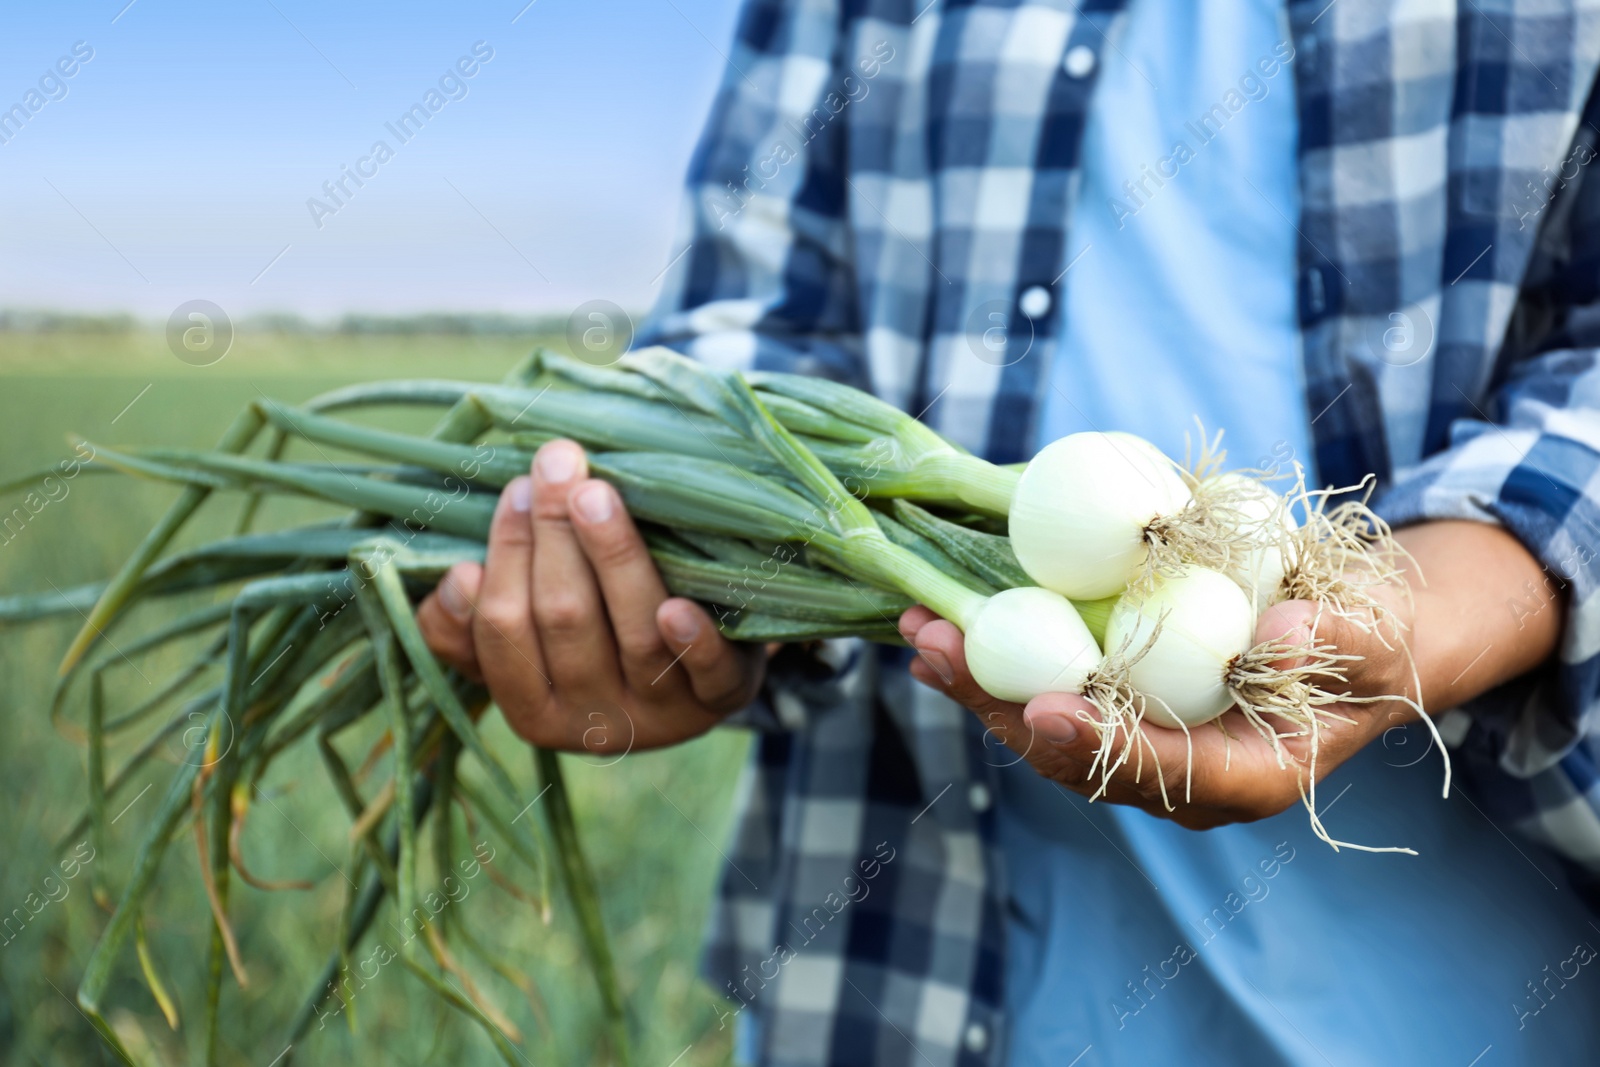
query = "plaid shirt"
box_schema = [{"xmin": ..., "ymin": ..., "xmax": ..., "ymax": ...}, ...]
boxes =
[{"xmin": 640, "ymin": 1, "xmax": 1600, "ymax": 1063}]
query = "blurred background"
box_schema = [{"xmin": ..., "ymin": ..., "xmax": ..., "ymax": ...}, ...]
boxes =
[
  {"xmin": 1, "ymin": 0, "xmax": 731, "ymax": 317},
  {"xmin": 0, "ymin": 1, "xmax": 751, "ymax": 1063}
]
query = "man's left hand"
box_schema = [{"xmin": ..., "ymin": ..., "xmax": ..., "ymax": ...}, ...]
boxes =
[{"xmin": 899, "ymin": 520, "xmax": 1562, "ymax": 829}]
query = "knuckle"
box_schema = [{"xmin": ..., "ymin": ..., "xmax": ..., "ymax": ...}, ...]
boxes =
[
  {"xmin": 617, "ymin": 628, "xmax": 671, "ymax": 671},
  {"xmin": 490, "ymin": 506, "xmax": 532, "ymax": 543},
  {"xmin": 535, "ymin": 592, "xmax": 589, "ymax": 633},
  {"xmin": 532, "ymin": 487, "xmax": 570, "ymax": 522},
  {"xmin": 474, "ymin": 594, "xmax": 527, "ymax": 637}
]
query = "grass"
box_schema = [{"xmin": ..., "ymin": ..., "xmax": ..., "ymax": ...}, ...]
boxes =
[{"xmin": 0, "ymin": 330, "xmax": 747, "ymax": 1066}]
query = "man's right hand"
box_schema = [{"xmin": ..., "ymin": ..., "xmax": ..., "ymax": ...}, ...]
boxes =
[{"xmin": 416, "ymin": 439, "xmax": 767, "ymax": 754}]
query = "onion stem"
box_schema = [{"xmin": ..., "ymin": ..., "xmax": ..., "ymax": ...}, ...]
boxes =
[
  {"xmin": 916, "ymin": 452, "xmax": 1020, "ymax": 516},
  {"xmin": 838, "ymin": 530, "xmax": 988, "ymax": 630}
]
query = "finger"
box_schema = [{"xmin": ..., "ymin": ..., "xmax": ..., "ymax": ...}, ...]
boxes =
[
  {"xmin": 567, "ymin": 478, "xmax": 683, "ymax": 692},
  {"xmin": 530, "ymin": 441, "xmax": 619, "ymax": 693},
  {"xmin": 898, "ymin": 606, "xmax": 940, "ymax": 646},
  {"xmin": 910, "ymin": 617, "xmax": 1055, "ymax": 764},
  {"xmin": 1028, "ymin": 688, "xmax": 1298, "ymax": 814},
  {"xmin": 1254, "ymin": 597, "xmax": 1395, "ymax": 674},
  {"xmin": 1021, "ymin": 691, "xmax": 1104, "ymax": 755},
  {"xmin": 472, "ymin": 478, "xmax": 551, "ymax": 728},
  {"xmin": 657, "ymin": 598, "xmax": 763, "ymax": 713},
  {"xmin": 909, "ymin": 619, "xmax": 1205, "ymax": 812},
  {"xmin": 909, "ymin": 619, "xmax": 1015, "ymax": 716},
  {"xmin": 1253, "ymin": 599, "xmax": 1321, "ymax": 668},
  {"xmin": 906, "ymin": 618, "xmax": 1138, "ymax": 781},
  {"xmin": 1257, "ymin": 597, "xmax": 1420, "ymax": 767},
  {"xmin": 416, "ymin": 562, "xmax": 484, "ymax": 682},
  {"xmin": 1021, "ymin": 691, "xmax": 1146, "ymax": 791},
  {"xmin": 1256, "ymin": 598, "xmax": 1403, "ymax": 703},
  {"xmin": 1024, "ymin": 692, "xmax": 1194, "ymax": 809}
]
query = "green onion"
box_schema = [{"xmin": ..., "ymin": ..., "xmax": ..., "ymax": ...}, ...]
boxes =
[{"xmin": 0, "ymin": 344, "xmax": 1437, "ymax": 1063}]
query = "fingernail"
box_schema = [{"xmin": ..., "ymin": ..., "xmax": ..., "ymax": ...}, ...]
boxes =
[
  {"xmin": 663, "ymin": 608, "xmax": 700, "ymax": 645},
  {"xmin": 507, "ymin": 477, "xmax": 531, "ymax": 513},
  {"xmin": 918, "ymin": 649, "xmax": 953, "ymax": 685},
  {"xmin": 438, "ymin": 578, "xmax": 471, "ymax": 620},
  {"xmin": 538, "ymin": 444, "xmax": 579, "ymax": 484},
  {"xmin": 1031, "ymin": 711, "xmax": 1078, "ymax": 745},
  {"xmin": 897, "ymin": 612, "xmax": 920, "ymax": 644},
  {"xmin": 573, "ymin": 481, "xmax": 613, "ymax": 523}
]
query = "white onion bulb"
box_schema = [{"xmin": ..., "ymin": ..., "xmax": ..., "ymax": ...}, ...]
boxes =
[
  {"xmin": 1103, "ymin": 566, "xmax": 1255, "ymax": 728},
  {"xmin": 1102, "ymin": 430, "xmax": 1175, "ymax": 468},
  {"xmin": 1205, "ymin": 472, "xmax": 1298, "ymax": 613},
  {"xmin": 1009, "ymin": 432, "xmax": 1192, "ymax": 600},
  {"xmin": 963, "ymin": 587, "xmax": 1102, "ymax": 704}
]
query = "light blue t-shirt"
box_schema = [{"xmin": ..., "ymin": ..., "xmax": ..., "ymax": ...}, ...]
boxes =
[
  {"xmin": 1033, "ymin": 0, "xmax": 1310, "ymax": 477},
  {"xmin": 1006, "ymin": 1, "xmax": 1600, "ymax": 1065}
]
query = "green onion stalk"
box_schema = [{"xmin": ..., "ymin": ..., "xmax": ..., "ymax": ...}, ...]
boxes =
[
  {"xmin": 304, "ymin": 349, "xmax": 1310, "ymax": 615},
  {"xmin": 299, "ymin": 346, "xmax": 1022, "ymax": 518},
  {"xmin": 0, "ymin": 347, "xmax": 1122, "ymax": 1066}
]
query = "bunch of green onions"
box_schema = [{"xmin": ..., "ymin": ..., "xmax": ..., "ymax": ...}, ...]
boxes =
[
  {"xmin": 0, "ymin": 349, "xmax": 1061, "ymax": 1065},
  {"xmin": 0, "ymin": 345, "xmax": 1443, "ymax": 1064}
]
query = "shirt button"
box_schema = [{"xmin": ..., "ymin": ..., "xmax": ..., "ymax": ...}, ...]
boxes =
[
  {"xmin": 967, "ymin": 782, "xmax": 992, "ymax": 812},
  {"xmin": 1018, "ymin": 285, "xmax": 1051, "ymax": 319},
  {"xmin": 1304, "ymin": 266, "xmax": 1327, "ymax": 317},
  {"xmin": 964, "ymin": 1021, "xmax": 990, "ymax": 1053},
  {"xmin": 1063, "ymin": 45, "xmax": 1096, "ymax": 78}
]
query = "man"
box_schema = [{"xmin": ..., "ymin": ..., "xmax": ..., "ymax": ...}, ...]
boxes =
[{"xmin": 419, "ymin": 0, "xmax": 1600, "ymax": 1062}]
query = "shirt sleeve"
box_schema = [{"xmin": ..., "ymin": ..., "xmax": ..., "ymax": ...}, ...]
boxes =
[
  {"xmin": 635, "ymin": 0, "xmax": 866, "ymax": 388},
  {"xmin": 638, "ymin": 0, "xmax": 872, "ymax": 732},
  {"xmin": 1376, "ymin": 126, "xmax": 1600, "ymax": 876}
]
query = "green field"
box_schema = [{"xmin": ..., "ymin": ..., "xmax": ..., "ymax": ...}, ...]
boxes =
[{"xmin": 0, "ymin": 331, "xmax": 747, "ymax": 1066}]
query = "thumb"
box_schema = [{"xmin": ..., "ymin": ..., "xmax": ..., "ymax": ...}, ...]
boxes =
[
  {"xmin": 1254, "ymin": 597, "xmax": 1418, "ymax": 716},
  {"xmin": 656, "ymin": 597, "xmax": 762, "ymax": 713},
  {"xmin": 417, "ymin": 562, "xmax": 485, "ymax": 682},
  {"xmin": 1253, "ymin": 598, "xmax": 1374, "ymax": 676},
  {"xmin": 1021, "ymin": 691, "xmax": 1103, "ymax": 756},
  {"xmin": 1254, "ymin": 599, "xmax": 1321, "ymax": 670},
  {"xmin": 1022, "ymin": 691, "xmax": 1201, "ymax": 808}
]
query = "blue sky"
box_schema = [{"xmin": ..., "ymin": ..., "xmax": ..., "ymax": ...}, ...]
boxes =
[{"xmin": 0, "ymin": 0, "xmax": 741, "ymax": 319}]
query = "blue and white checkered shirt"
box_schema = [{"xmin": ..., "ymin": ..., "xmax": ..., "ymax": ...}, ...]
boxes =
[{"xmin": 640, "ymin": 1, "xmax": 1600, "ymax": 1062}]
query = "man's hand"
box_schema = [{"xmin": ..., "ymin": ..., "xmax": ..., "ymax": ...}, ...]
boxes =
[
  {"xmin": 900, "ymin": 520, "xmax": 1563, "ymax": 829},
  {"xmin": 417, "ymin": 439, "xmax": 766, "ymax": 753}
]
